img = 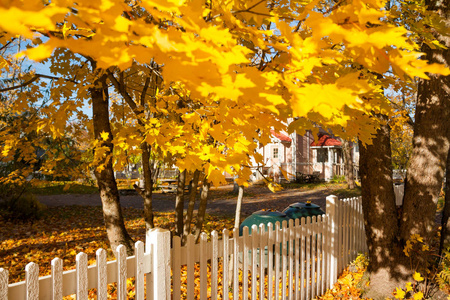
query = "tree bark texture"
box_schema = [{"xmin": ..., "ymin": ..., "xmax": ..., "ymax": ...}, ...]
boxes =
[
  {"xmin": 182, "ymin": 169, "xmax": 200, "ymax": 244},
  {"xmin": 175, "ymin": 169, "xmax": 186, "ymax": 236},
  {"xmin": 234, "ymin": 186, "xmax": 244, "ymax": 228},
  {"xmin": 399, "ymin": 0, "xmax": 450, "ymax": 242},
  {"xmin": 195, "ymin": 177, "xmax": 210, "ymax": 242},
  {"xmin": 90, "ymin": 73, "xmax": 134, "ymax": 255},
  {"xmin": 359, "ymin": 123, "xmax": 409, "ymax": 297},
  {"xmin": 342, "ymin": 139, "xmax": 355, "ymax": 189},
  {"xmin": 141, "ymin": 142, "xmax": 154, "ymax": 229},
  {"xmin": 440, "ymin": 148, "xmax": 450, "ymax": 255}
]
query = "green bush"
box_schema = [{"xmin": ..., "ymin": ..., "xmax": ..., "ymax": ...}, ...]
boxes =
[
  {"xmin": 0, "ymin": 193, "xmax": 47, "ymax": 221},
  {"xmin": 330, "ymin": 175, "xmax": 346, "ymax": 183}
]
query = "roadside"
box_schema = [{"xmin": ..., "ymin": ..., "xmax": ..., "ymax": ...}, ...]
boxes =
[{"xmin": 37, "ymin": 183, "xmax": 359, "ymax": 218}]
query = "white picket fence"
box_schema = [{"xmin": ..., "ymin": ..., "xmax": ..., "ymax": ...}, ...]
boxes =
[{"xmin": 0, "ymin": 195, "xmax": 367, "ymax": 300}]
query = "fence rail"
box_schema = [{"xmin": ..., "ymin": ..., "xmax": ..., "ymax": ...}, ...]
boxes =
[{"xmin": 1, "ymin": 195, "xmax": 367, "ymax": 300}]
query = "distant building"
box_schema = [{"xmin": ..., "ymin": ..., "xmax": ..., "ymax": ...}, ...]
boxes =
[{"xmin": 254, "ymin": 129, "xmax": 359, "ymax": 182}]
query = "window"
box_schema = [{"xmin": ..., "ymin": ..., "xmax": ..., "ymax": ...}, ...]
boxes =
[
  {"xmin": 273, "ymin": 147, "xmax": 279, "ymax": 158},
  {"xmin": 317, "ymin": 148, "xmax": 328, "ymax": 163}
]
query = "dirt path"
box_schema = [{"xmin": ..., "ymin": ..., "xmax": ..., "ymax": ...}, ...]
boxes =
[{"xmin": 37, "ymin": 184, "xmax": 343, "ymax": 218}]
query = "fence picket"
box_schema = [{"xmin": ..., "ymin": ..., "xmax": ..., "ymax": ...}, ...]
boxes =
[
  {"xmin": 223, "ymin": 229, "xmax": 229, "ymax": 300},
  {"xmin": 242, "ymin": 226, "xmax": 249, "ymax": 300},
  {"xmin": 50, "ymin": 258, "xmax": 62, "ymax": 300},
  {"xmin": 320, "ymin": 215, "xmax": 326, "ymax": 295},
  {"xmin": 274, "ymin": 221, "xmax": 281, "ymax": 300},
  {"xmin": 311, "ymin": 216, "xmax": 317, "ymax": 299},
  {"xmin": 300, "ymin": 217, "xmax": 306, "ymax": 300},
  {"xmin": 259, "ymin": 223, "xmax": 266, "ymax": 300},
  {"xmin": 294, "ymin": 218, "xmax": 300, "ymax": 300},
  {"xmin": 200, "ymin": 233, "xmax": 208, "ymax": 300},
  {"xmin": 135, "ymin": 241, "xmax": 144, "ymax": 300},
  {"xmin": 233, "ymin": 228, "xmax": 239, "ymax": 300},
  {"xmin": 76, "ymin": 253, "xmax": 88, "ymax": 300},
  {"xmin": 267, "ymin": 222, "xmax": 274, "ymax": 300},
  {"xmin": 172, "ymin": 236, "xmax": 181, "ymax": 300},
  {"xmin": 186, "ymin": 234, "xmax": 195, "ymax": 300},
  {"xmin": 26, "ymin": 263, "xmax": 39, "ymax": 300},
  {"xmin": 358, "ymin": 198, "xmax": 363, "ymax": 253},
  {"xmin": 1, "ymin": 268, "xmax": 8, "ymax": 300},
  {"xmin": 306, "ymin": 219, "xmax": 311, "ymax": 300},
  {"xmin": 96, "ymin": 248, "xmax": 107, "ymax": 300},
  {"xmin": 282, "ymin": 220, "xmax": 288, "ymax": 300},
  {"xmin": 325, "ymin": 214, "xmax": 330, "ymax": 292},
  {"xmin": 251, "ymin": 225, "xmax": 258, "ymax": 300},
  {"xmin": 117, "ymin": 245, "xmax": 127, "ymax": 300},
  {"xmin": 288, "ymin": 219, "xmax": 294, "ymax": 300},
  {"xmin": 211, "ymin": 231, "xmax": 219, "ymax": 300}
]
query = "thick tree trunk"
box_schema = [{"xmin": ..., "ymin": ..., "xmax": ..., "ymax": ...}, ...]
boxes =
[
  {"xmin": 440, "ymin": 148, "xmax": 450, "ymax": 255},
  {"xmin": 234, "ymin": 185, "xmax": 244, "ymax": 228},
  {"xmin": 195, "ymin": 177, "xmax": 210, "ymax": 242},
  {"xmin": 90, "ymin": 74, "xmax": 134, "ymax": 255},
  {"xmin": 342, "ymin": 139, "xmax": 355, "ymax": 189},
  {"xmin": 175, "ymin": 169, "xmax": 186, "ymax": 236},
  {"xmin": 359, "ymin": 123, "xmax": 409, "ymax": 297},
  {"xmin": 182, "ymin": 169, "xmax": 200, "ymax": 244},
  {"xmin": 399, "ymin": 0, "xmax": 450, "ymax": 242}
]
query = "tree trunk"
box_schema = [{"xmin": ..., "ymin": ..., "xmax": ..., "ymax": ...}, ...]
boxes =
[
  {"xmin": 182, "ymin": 169, "xmax": 200, "ymax": 244},
  {"xmin": 175, "ymin": 169, "xmax": 186, "ymax": 236},
  {"xmin": 140, "ymin": 142, "xmax": 154, "ymax": 229},
  {"xmin": 399, "ymin": 0, "xmax": 450, "ymax": 242},
  {"xmin": 440, "ymin": 148, "xmax": 450, "ymax": 255},
  {"xmin": 234, "ymin": 185, "xmax": 244, "ymax": 228},
  {"xmin": 342, "ymin": 139, "xmax": 355, "ymax": 189},
  {"xmin": 359, "ymin": 123, "xmax": 409, "ymax": 297},
  {"xmin": 90, "ymin": 73, "xmax": 134, "ymax": 255},
  {"xmin": 195, "ymin": 177, "xmax": 210, "ymax": 242}
]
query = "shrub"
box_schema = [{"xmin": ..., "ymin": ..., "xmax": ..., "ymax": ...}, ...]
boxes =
[
  {"xmin": 330, "ymin": 175, "xmax": 346, "ymax": 183},
  {"xmin": 0, "ymin": 192, "xmax": 47, "ymax": 221}
]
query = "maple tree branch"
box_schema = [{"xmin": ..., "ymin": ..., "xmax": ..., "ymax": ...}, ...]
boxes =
[
  {"xmin": 0, "ymin": 73, "xmax": 78, "ymax": 92},
  {"xmin": 106, "ymin": 69, "xmax": 146, "ymax": 126},
  {"xmin": 0, "ymin": 75, "xmax": 40, "ymax": 92},
  {"xmin": 140, "ymin": 77, "xmax": 151, "ymax": 106},
  {"xmin": 0, "ymin": 38, "xmax": 15, "ymax": 52},
  {"xmin": 387, "ymin": 99, "xmax": 415, "ymax": 127}
]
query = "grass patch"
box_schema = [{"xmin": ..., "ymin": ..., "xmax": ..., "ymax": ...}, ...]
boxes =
[
  {"xmin": 29, "ymin": 181, "xmax": 99, "ymax": 195},
  {"xmin": 333, "ymin": 186, "xmax": 362, "ymax": 199},
  {"xmin": 281, "ymin": 181, "xmax": 347, "ymax": 190}
]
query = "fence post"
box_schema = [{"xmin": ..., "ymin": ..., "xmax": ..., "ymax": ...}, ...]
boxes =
[
  {"xmin": 146, "ymin": 228, "xmax": 171, "ymax": 300},
  {"xmin": 326, "ymin": 195, "xmax": 338, "ymax": 289}
]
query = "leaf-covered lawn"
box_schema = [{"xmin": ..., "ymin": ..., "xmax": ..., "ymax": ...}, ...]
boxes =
[{"xmin": 0, "ymin": 206, "xmax": 235, "ymax": 284}]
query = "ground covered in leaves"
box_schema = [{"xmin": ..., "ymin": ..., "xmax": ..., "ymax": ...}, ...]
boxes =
[
  {"xmin": 1, "ymin": 181, "xmax": 364, "ymax": 299},
  {"xmin": 0, "ymin": 206, "xmax": 235, "ymax": 284}
]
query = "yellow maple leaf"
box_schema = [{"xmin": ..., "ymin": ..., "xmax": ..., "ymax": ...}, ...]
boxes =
[
  {"xmin": 393, "ymin": 287, "xmax": 406, "ymax": 299},
  {"xmin": 405, "ymin": 282, "xmax": 413, "ymax": 292},
  {"xmin": 413, "ymin": 291, "xmax": 424, "ymax": 300},
  {"xmin": 267, "ymin": 182, "xmax": 283, "ymax": 193},
  {"xmin": 100, "ymin": 131, "xmax": 109, "ymax": 141},
  {"xmin": 413, "ymin": 272, "xmax": 424, "ymax": 282}
]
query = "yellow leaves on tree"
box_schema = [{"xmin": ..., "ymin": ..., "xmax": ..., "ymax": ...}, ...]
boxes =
[{"xmin": 1, "ymin": 0, "xmax": 450, "ymax": 185}]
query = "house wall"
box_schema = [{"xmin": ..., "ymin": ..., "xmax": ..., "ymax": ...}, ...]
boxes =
[{"xmin": 254, "ymin": 131, "xmax": 360, "ymax": 182}]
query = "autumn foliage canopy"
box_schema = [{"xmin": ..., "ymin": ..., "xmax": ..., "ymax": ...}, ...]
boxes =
[{"xmin": 0, "ymin": 0, "xmax": 448, "ymax": 184}]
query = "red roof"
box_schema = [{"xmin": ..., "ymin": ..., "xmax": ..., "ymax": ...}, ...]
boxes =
[
  {"xmin": 310, "ymin": 134, "xmax": 342, "ymax": 147},
  {"xmin": 270, "ymin": 130, "xmax": 292, "ymax": 142}
]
